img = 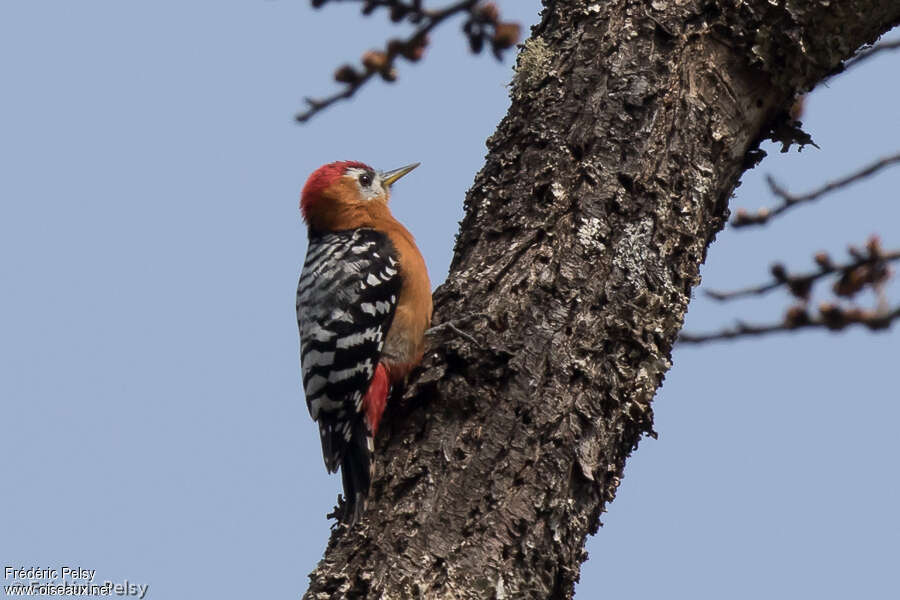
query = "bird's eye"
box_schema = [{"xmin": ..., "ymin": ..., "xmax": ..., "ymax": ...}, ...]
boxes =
[{"xmin": 358, "ymin": 173, "xmax": 372, "ymax": 187}]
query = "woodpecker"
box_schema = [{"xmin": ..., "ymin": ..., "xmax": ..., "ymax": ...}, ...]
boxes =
[{"xmin": 297, "ymin": 160, "xmax": 432, "ymax": 524}]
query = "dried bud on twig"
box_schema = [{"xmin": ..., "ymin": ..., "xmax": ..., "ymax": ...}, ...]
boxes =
[
  {"xmin": 379, "ymin": 67, "xmax": 398, "ymax": 82},
  {"xmin": 848, "ymin": 245, "xmax": 866, "ymax": 261},
  {"xmin": 786, "ymin": 278, "xmax": 812, "ymax": 300},
  {"xmin": 492, "ymin": 22, "xmax": 521, "ymax": 49},
  {"xmin": 834, "ymin": 266, "xmax": 870, "ymax": 297},
  {"xmin": 362, "ymin": 50, "xmax": 390, "ymax": 73},
  {"xmin": 477, "ymin": 2, "xmax": 499, "ymax": 23},
  {"xmin": 334, "ymin": 64, "xmax": 361, "ymax": 84},
  {"xmin": 387, "ymin": 38, "xmax": 405, "ymax": 56},
  {"xmin": 866, "ymin": 234, "xmax": 883, "ymax": 258},
  {"xmin": 834, "ymin": 262, "xmax": 890, "ymax": 298},
  {"xmin": 399, "ymin": 35, "xmax": 429, "ymax": 62},
  {"xmin": 390, "ymin": 4, "xmax": 408, "ymax": 22},
  {"xmin": 770, "ymin": 263, "xmax": 787, "ymax": 281},
  {"xmin": 819, "ymin": 303, "xmax": 846, "ymax": 330},
  {"xmin": 468, "ymin": 31, "xmax": 484, "ymax": 54},
  {"xmin": 844, "ymin": 307, "xmax": 870, "ymax": 323},
  {"xmin": 405, "ymin": 44, "xmax": 426, "ymax": 61},
  {"xmin": 814, "ymin": 252, "xmax": 832, "ymax": 270},
  {"xmin": 784, "ymin": 305, "xmax": 810, "ymax": 328}
]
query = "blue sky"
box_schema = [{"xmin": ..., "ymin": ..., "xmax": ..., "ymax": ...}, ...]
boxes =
[{"xmin": 1, "ymin": 2, "xmax": 897, "ymax": 598}]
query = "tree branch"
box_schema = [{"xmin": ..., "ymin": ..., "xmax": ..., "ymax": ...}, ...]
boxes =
[
  {"xmin": 679, "ymin": 303, "xmax": 900, "ymax": 344},
  {"xmin": 705, "ymin": 246, "xmax": 900, "ymax": 302},
  {"xmin": 296, "ymin": 0, "xmax": 519, "ymax": 123},
  {"xmin": 731, "ymin": 152, "xmax": 900, "ymax": 227},
  {"xmin": 843, "ymin": 38, "xmax": 900, "ymax": 70}
]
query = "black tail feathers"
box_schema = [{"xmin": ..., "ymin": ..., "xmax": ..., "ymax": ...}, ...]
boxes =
[{"xmin": 339, "ymin": 419, "xmax": 375, "ymax": 525}]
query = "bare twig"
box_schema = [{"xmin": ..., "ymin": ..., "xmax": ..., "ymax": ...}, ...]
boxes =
[
  {"xmin": 297, "ymin": 83, "xmax": 373, "ymax": 124},
  {"xmin": 705, "ymin": 248, "xmax": 900, "ymax": 302},
  {"xmin": 297, "ymin": 0, "xmax": 520, "ymax": 123},
  {"xmin": 694, "ymin": 236, "xmax": 898, "ymax": 343},
  {"xmin": 426, "ymin": 321, "xmax": 483, "ymax": 347},
  {"xmin": 731, "ymin": 152, "xmax": 900, "ymax": 227},
  {"xmin": 425, "ymin": 312, "xmax": 488, "ymax": 348},
  {"xmin": 844, "ymin": 39, "xmax": 900, "ymax": 70},
  {"xmin": 678, "ymin": 303, "xmax": 900, "ymax": 344}
]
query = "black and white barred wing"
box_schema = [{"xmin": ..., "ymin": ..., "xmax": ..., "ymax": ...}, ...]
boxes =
[{"xmin": 296, "ymin": 228, "xmax": 401, "ymax": 472}]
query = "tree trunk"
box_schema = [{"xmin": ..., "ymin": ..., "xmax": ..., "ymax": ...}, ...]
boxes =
[{"xmin": 304, "ymin": 1, "xmax": 900, "ymax": 598}]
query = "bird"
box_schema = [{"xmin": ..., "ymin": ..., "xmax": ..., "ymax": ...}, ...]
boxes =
[{"xmin": 296, "ymin": 160, "xmax": 432, "ymax": 524}]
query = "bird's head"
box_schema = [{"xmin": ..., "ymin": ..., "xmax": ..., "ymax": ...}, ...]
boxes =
[{"xmin": 300, "ymin": 160, "xmax": 419, "ymax": 231}]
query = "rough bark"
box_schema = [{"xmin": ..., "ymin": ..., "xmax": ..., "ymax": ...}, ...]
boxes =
[{"xmin": 304, "ymin": 1, "xmax": 900, "ymax": 598}]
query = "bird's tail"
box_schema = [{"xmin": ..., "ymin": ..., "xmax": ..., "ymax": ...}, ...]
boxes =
[
  {"xmin": 339, "ymin": 364, "xmax": 390, "ymax": 525},
  {"xmin": 340, "ymin": 418, "xmax": 374, "ymax": 525}
]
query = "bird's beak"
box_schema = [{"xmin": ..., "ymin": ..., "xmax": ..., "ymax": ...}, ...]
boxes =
[{"xmin": 381, "ymin": 162, "xmax": 420, "ymax": 187}]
